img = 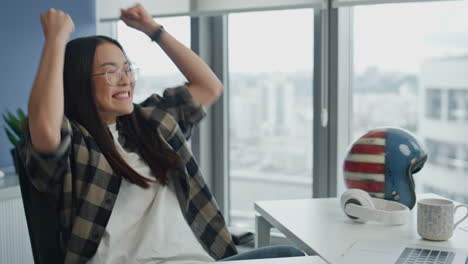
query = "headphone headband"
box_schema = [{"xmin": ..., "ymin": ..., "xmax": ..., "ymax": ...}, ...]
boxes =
[{"xmin": 341, "ymin": 189, "xmax": 409, "ymax": 225}]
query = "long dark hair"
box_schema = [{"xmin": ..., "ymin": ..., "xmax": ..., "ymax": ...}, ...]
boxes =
[{"xmin": 63, "ymin": 35, "xmax": 183, "ymax": 188}]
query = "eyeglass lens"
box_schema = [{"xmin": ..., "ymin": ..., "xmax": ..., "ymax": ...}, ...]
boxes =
[{"xmin": 106, "ymin": 68, "xmax": 138, "ymax": 85}]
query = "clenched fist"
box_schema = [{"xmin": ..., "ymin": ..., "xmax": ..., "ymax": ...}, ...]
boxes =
[
  {"xmin": 40, "ymin": 8, "xmax": 75, "ymax": 42},
  {"xmin": 120, "ymin": 3, "xmax": 159, "ymax": 37}
]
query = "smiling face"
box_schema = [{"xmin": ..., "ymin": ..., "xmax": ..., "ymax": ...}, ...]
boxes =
[{"xmin": 92, "ymin": 42, "xmax": 135, "ymax": 125}]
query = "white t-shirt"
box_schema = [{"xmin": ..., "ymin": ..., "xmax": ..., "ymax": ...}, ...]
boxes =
[{"xmin": 87, "ymin": 123, "xmax": 214, "ymax": 264}]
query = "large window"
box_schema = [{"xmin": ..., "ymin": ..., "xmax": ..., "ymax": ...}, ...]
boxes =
[
  {"xmin": 99, "ymin": 0, "xmax": 468, "ymax": 226},
  {"xmin": 228, "ymin": 9, "xmax": 314, "ymax": 228},
  {"xmin": 117, "ymin": 17, "xmax": 190, "ymax": 103},
  {"xmin": 351, "ymin": 1, "xmax": 468, "ymax": 203}
]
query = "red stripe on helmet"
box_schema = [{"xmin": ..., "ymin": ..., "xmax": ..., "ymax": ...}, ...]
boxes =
[
  {"xmin": 363, "ymin": 131, "xmax": 386, "ymax": 139},
  {"xmin": 345, "ymin": 179, "xmax": 385, "ymax": 192},
  {"xmin": 344, "ymin": 161, "xmax": 385, "ymax": 173},
  {"xmin": 350, "ymin": 144, "xmax": 386, "ymax": 155}
]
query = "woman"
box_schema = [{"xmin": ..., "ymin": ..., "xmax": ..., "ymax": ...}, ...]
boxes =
[{"xmin": 19, "ymin": 3, "xmax": 305, "ymax": 264}]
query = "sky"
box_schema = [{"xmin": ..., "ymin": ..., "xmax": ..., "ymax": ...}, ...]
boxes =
[
  {"xmin": 227, "ymin": 9, "xmax": 314, "ymax": 74},
  {"xmin": 354, "ymin": 0, "xmax": 468, "ymax": 74},
  {"xmin": 117, "ymin": 0, "xmax": 468, "ymax": 75}
]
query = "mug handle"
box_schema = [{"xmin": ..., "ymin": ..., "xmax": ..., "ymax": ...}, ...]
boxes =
[{"xmin": 453, "ymin": 204, "xmax": 468, "ymax": 231}]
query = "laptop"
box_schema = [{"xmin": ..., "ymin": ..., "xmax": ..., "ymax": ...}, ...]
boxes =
[{"xmin": 336, "ymin": 240, "xmax": 468, "ymax": 264}]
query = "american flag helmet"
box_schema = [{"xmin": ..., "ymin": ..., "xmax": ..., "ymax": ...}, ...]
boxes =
[{"xmin": 343, "ymin": 128, "xmax": 427, "ymax": 209}]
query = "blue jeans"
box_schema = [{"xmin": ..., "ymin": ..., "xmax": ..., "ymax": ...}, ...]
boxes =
[{"xmin": 218, "ymin": 245, "xmax": 306, "ymax": 261}]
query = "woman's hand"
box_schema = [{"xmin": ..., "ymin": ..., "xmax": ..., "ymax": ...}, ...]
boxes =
[
  {"xmin": 40, "ymin": 8, "xmax": 75, "ymax": 43},
  {"xmin": 120, "ymin": 3, "xmax": 159, "ymax": 37}
]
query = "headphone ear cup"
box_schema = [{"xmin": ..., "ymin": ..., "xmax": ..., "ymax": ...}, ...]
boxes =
[{"xmin": 341, "ymin": 189, "xmax": 375, "ymax": 223}]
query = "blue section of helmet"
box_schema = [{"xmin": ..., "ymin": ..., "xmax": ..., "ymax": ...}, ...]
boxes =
[{"xmin": 384, "ymin": 128, "xmax": 426, "ymax": 209}]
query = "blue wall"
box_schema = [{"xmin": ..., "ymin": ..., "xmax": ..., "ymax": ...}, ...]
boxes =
[{"xmin": 0, "ymin": 0, "xmax": 96, "ymax": 168}]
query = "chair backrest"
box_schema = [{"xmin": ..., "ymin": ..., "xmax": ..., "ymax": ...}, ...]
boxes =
[{"xmin": 12, "ymin": 147, "xmax": 63, "ymax": 264}]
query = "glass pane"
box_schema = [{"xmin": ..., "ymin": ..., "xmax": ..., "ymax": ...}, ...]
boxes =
[
  {"xmin": 228, "ymin": 9, "xmax": 314, "ymax": 228},
  {"xmin": 448, "ymin": 90, "xmax": 468, "ymax": 121},
  {"xmin": 117, "ymin": 17, "xmax": 190, "ymax": 103},
  {"xmin": 351, "ymin": 1, "xmax": 468, "ymax": 203},
  {"xmin": 426, "ymin": 89, "xmax": 441, "ymax": 120}
]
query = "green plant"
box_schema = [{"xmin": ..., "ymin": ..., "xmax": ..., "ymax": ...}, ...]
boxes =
[{"xmin": 2, "ymin": 108, "xmax": 26, "ymax": 146}]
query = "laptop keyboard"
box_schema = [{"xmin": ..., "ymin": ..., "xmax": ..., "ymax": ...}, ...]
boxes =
[{"xmin": 395, "ymin": 247, "xmax": 455, "ymax": 264}]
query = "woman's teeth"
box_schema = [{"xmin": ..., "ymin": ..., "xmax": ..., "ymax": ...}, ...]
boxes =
[{"xmin": 114, "ymin": 92, "xmax": 130, "ymax": 98}]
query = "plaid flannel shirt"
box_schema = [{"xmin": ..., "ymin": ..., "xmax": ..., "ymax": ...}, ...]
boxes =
[{"xmin": 18, "ymin": 85, "xmax": 237, "ymax": 263}]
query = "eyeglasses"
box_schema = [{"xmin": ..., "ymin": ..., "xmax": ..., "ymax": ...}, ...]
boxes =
[{"xmin": 92, "ymin": 65, "xmax": 139, "ymax": 86}]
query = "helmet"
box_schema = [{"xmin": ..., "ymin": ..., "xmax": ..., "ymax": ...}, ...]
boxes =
[{"xmin": 343, "ymin": 128, "xmax": 427, "ymax": 209}]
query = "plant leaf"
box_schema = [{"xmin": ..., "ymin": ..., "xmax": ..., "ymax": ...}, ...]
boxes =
[
  {"xmin": 17, "ymin": 108, "xmax": 26, "ymax": 121},
  {"xmin": 4, "ymin": 127, "xmax": 19, "ymax": 146},
  {"xmin": 3, "ymin": 111, "xmax": 22, "ymax": 138},
  {"xmin": 7, "ymin": 111, "xmax": 17, "ymax": 123},
  {"xmin": 2, "ymin": 113, "xmax": 10, "ymax": 124},
  {"xmin": 3, "ymin": 113, "xmax": 16, "ymax": 129},
  {"xmin": 6, "ymin": 112, "xmax": 22, "ymax": 137}
]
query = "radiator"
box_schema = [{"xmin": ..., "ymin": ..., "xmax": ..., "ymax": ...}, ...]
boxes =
[{"xmin": 0, "ymin": 197, "xmax": 34, "ymax": 264}]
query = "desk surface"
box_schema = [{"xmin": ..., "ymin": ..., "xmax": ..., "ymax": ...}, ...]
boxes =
[{"xmin": 255, "ymin": 194, "xmax": 468, "ymax": 264}]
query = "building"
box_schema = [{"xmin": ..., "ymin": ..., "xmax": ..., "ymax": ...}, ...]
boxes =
[{"xmin": 418, "ymin": 56, "xmax": 468, "ymax": 203}]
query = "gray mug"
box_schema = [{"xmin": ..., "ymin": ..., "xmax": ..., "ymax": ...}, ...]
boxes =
[{"xmin": 417, "ymin": 198, "xmax": 468, "ymax": 241}]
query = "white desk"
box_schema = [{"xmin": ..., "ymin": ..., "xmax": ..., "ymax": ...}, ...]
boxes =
[{"xmin": 254, "ymin": 194, "xmax": 468, "ymax": 264}]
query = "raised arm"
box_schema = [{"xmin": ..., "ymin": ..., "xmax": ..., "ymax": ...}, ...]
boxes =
[
  {"xmin": 120, "ymin": 4, "xmax": 223, "ymax": 107},
  {"xmin": 28, "ymin": 9, "xmax": 75, "ymax": 153}
]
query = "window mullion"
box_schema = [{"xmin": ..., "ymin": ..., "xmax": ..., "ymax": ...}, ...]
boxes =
[
  {"xmin": 190, "ymin": 16, "xmax": 230, "ymax": 219},
  {"xmin": 313, "ymin": 7, "xmax": 330, "ymax": 198},
  {"xmin": 331, "ymin": 6, "xmax": 354, "ymax": 198}
]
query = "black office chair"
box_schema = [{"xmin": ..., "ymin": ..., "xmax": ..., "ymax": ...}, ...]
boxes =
[{"xmin": 12, "ymin": 147, "xmax": 63, "ymax": 264}]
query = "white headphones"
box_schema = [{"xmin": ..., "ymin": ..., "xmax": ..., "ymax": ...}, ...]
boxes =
[{"xmin": 341, "ymin": 189, "xmax": 410, "ymax": 225}]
